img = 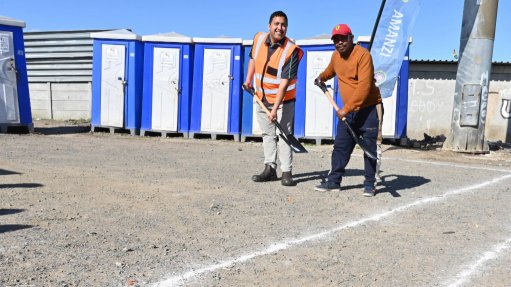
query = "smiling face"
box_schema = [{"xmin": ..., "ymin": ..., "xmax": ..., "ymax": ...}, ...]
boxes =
[
  {"xmin": 268, "ymin": 15, "xmax": 287, "ymax": 43},
  {"xmin": 332, "ymin": 34, "xmax": 354, "ymax": 56}
]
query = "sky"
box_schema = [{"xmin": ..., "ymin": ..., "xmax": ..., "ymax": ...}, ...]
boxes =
[{"xmin": 2, "ymin": 0, "xmax": 510, "ymax": 62}]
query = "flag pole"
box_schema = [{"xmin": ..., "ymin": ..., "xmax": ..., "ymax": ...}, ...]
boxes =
[
  {"xmin": 368, "ymin": 0, "xmax": 387, "ymax": 182},
  {"xmin": 368, "ymin": 0, "xmax": 387, "ymax": 52}
]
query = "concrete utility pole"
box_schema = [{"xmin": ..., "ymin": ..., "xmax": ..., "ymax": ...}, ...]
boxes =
[{"xmin": 444, "ymin": 0, "xmax": 499, "ymax": 153}]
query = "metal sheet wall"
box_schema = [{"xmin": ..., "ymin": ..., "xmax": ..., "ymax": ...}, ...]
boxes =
[{"xmin": 24, "ymin": 29, "xmax": 113, "ymax": 120}]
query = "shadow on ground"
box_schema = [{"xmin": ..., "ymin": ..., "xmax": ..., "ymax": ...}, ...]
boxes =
[
  {"xmin": 339, "ymin": 172, "xmax": 431, "ymax": 198},
  {"xmin": 0, "ymin": 169, "xmax": 21, "ymax": 176},
  {"xmin": 376, "ymin": 173, "xmax": 431, "ymax": 197},
  {"xmin": 35, "ymin": 125, "xmax": 90, "ymax": 135},
  {"xmin": 293, "ymin": 170, "xmax": 329, "ymax": 184},
  {"xmin": 0, "ymin": 183, "xmax": 44, "ymax": 189},
  {"xmin": 293, "ymin": 169, "xmax": 366, "ymax": 185},
  {"xmin": 0, "ymin": 209, "xmax": 25, "ymax": 216},
  {"xmin": 0, "ymin": 224, "xmax": 33, "ymax": 234}
]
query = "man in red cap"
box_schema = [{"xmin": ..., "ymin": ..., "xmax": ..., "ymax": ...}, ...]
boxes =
[{"xmin": 314, "ymin": 24, "xmax": 382, "ymax": 197}]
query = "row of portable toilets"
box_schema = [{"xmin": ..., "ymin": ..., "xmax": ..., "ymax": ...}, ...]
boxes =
[
  {"xmin": 91, "ymin": 29, "xmax": 410, "ymax": 143},
  {"xmin": 0, "ymin": 16, "xmax": 410, "ymax": 142}
]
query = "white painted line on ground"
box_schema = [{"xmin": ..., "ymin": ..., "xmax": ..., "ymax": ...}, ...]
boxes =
[
  {"xmin": 350, "ymin": 152, "xmax": 511, "ymax": 173},
  {"xmin": 445, "ymin": 237, "xmax": 511, "ymax": 287},
  {"xmin": 375, "ymin": 155, "xmax": 511, "ymax": 173},
  {"xmin": 151, "ymin": 173, "xmax": 511, "ymax": 287}
]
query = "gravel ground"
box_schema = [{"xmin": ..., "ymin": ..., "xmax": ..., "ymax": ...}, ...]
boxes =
[{"xmin": 1, "ymin": 120, "xmax": 511, "ymax": 287}]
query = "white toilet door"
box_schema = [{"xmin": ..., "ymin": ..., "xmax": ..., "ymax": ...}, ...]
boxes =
[
  {"xmin": 100, "ymin": 44, "xmax": 126, "ymax": 127},
  {"xmin": 0, "ymin": 31, "xmax": 20, "ymax": 124},
  {"xmin": 201, "ymin": 48, "xmax": 232, "ymax": 133},
  {"xmin": 305, "ymin": 50, "xmax": 335, "ymax": 137},
  {"xmin": 152, "ymin": 47, "xmax": 180, "ymax": 131}
]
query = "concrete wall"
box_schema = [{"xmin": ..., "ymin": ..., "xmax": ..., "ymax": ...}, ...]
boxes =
[
  {"xmin": 408, "ymin": 79, "xmax": 455, "ymax": 138},
  {"xmin": 486, "ymin": 87, "xmax": 511, "ymax": 143},
  {"xmin": 407, "ymin": 61, "xmax": 511, "ymax": 143},
  {"xmin": 29, "ymin": 82, "xmax": 91, "ymax": 120}
]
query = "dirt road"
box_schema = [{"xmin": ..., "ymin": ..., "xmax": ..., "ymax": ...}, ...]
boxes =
[{"xmin": 1, "ymin": 121, "xmax": 511, "ymax": 287}]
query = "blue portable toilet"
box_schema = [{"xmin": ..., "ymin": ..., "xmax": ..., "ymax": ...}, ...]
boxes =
[
  {"xmin": 295, "ymin": 36, "xmax": 339, "ymax": 144},
  {"xmin": 90, "ymin": 29, "xmax": 144, "ymax": 135},
  {"xmin": 140, "ymin": 32, "xmax": 193, "ymax": 138},
  {"xmin": 358, "ymin": 36, "xmax": 411, "ymax": 140},
  {"xmin": 240, "ymin": 39, "xmax": 263, "ymax": 141},
  {"xmin": 0, "ymin": 16, "xmax": 33, "ymax": 133},
  {"xmin": 189, "ymin": 37, "xmax": 243, "ymax": 141}
]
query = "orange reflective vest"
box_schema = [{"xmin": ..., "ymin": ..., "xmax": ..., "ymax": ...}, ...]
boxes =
[{"xmin": 252, "ymin": 32, "xmax": 303, "ymax": 104}]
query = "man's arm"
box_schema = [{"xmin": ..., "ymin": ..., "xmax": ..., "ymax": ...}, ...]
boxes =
[
  {"xmin": 244, "ymin": 36, "xmax": 258, "ymax": 89},
  {"xmin": 244, "ymin": 58, "xmax": 255, "ymax": 90},
  {"xmin": 316, "ymin": 52, "xmax": 336, "ymax": 82}
]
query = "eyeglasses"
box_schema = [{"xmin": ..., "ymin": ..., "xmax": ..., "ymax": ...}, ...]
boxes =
[{"xmin": 332, "ymin": 35, "xmax": 352, "ymax": 43}]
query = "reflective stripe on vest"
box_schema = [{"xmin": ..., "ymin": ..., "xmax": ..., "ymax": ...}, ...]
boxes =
[{"xmin": 255, "ymin": 83, "xmax": 296, "ymax": 95}]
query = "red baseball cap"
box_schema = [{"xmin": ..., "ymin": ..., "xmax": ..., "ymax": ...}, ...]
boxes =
[{"xmin": 331, "ymin": 24, "xmax": 352, "ymax": 39}]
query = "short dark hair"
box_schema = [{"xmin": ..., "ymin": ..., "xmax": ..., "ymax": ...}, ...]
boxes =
[{"xmin": 269, "ymin": 11, "xmax": 288, "ymax": 26}]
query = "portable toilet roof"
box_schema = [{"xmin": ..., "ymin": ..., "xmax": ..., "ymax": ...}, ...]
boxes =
[
  {"xmin": 0, "ymin": 15, "xmax": 26, "ymax": 27},
  {"xmin": 192, "ymin": 36, "xmax": 242, "ymax": 44},
  {"xmin": 142, "ymin": 32, "xmax": 192, "ymax": 43},
  {"xmin": 296, "ymin": 34, "xmax": 332, "ymax": 46},
  {"xmin": 242, "ymin": 39, "xmax": 253, "ymax": 46},
  {"xmin": 90, "ymin": 29, "xmax": 141, "ymax": 40}
]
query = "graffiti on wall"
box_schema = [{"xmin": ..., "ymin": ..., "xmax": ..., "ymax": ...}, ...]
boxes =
[
  {"xmin": 501, "ymin": 98, "xmax": 511, "ymax": 119},
  {"xmin": 408, "ymin": 80, "xmax": 445, "ymax": 114},
  {"xmin": 499, "ymin": 89, "xmax": 511, "ymax": 119},
  {"xmin": 479, "ymin": 71, "xmax": 489, "ymax": 125}
]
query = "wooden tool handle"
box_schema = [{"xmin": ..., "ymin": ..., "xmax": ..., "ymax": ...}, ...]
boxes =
[
  {"xmin": 243, "ymin": 84, "xmax": 271, "ymax": 117},
  {"xmin": 324, "ymin": 89, "xmax": 341, "ymax": 112}
]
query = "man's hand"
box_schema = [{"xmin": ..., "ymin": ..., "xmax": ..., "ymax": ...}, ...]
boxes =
[
  {"xmin": 269, "ymin": 108, "xmax": 278, "ymax": 123},
  {"xmin": 336, "ymin": 109, "xmax": 347, "ymax": 121},
  {"xmin": 314, "ymin": 76, "xmax": 322, "ymax": 86},
  {"xmin": 314, "ymin": 76, "xmax": 329, "ymax": 93},
  {"xmin": 243, "ymin": 81, "xmax": 253, "ymax": 90}
]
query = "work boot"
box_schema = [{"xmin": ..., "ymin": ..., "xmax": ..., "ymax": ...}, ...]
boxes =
[
  {"xmin": 281, "ymin": 171, "xmax": 296, "ymax": 186},
  {"xmin": 252, "ymin": 164, "xmax": 277, "ymax": 182}
]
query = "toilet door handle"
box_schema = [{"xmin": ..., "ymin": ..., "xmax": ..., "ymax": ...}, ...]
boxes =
[
  {"xmin": 8, "ymin": 58, "xmax": 18, "ymax": 74},
  {"xmin": 117, "ymin": 77, "xmax": 127, "ymax": 86},
  {"xmin": 171, "ymin": 80, "xmax": 180, "ymax": 93}
]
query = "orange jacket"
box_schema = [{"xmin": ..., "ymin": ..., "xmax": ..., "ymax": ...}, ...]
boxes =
[
  {"xmin": 318, "ymin": 45, "xmax": 381, "ymax": 115},
  {"xmin": 252, "ymin": 32, "xmax": 303, "ymax": 104}
]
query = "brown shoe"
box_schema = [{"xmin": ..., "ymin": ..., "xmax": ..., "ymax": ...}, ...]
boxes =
[
  {"xmin": 281, "ymin": 171, "xmax": 296, "ymax": 186},
  {"xmin": 252, "ymin": 164, "xmax": 277, "ymax": 182}
]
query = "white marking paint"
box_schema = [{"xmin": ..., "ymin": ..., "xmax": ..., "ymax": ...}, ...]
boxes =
[
  {"xmin": 349, "ymin": 151, "xmax": 511, "ymax": 173},
  {"xmin": 151, "ymin": 173, "xmax": 511, "ymax": 287},
  {"xmin": 378, "ymin": 156, "xmax": 511, "ymax": 173},
  {"xmin": 446, "ymin": 237, "xmax": 511, "ymax": 287}
]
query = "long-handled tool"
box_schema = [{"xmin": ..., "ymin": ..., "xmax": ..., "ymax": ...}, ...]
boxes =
[
  {"xmin": 314, "ymin": 80, "xmax": 377, "ymax": 160},
  {"xmin": 243, "ymin": 84, "xmax": 307, "ymax": 153},
  {"xmin": 369, "ymin": 0, "xmax": 387, "ymax": 180}
]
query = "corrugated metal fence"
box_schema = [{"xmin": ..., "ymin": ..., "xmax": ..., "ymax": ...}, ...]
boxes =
[{"xmin": 24, "ymin": 29, "xmax": 111, "ymax": 120}]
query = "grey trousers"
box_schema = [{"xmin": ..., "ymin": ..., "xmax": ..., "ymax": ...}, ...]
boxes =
[{"xmin": 255, "ymin": 100, "xmax": 295, "ymax": 172}]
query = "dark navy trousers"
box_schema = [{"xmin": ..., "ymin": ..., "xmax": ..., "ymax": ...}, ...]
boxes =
[{"xmin": 327, "ymin": 105, "xmax": 379, "ymax": 189}]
